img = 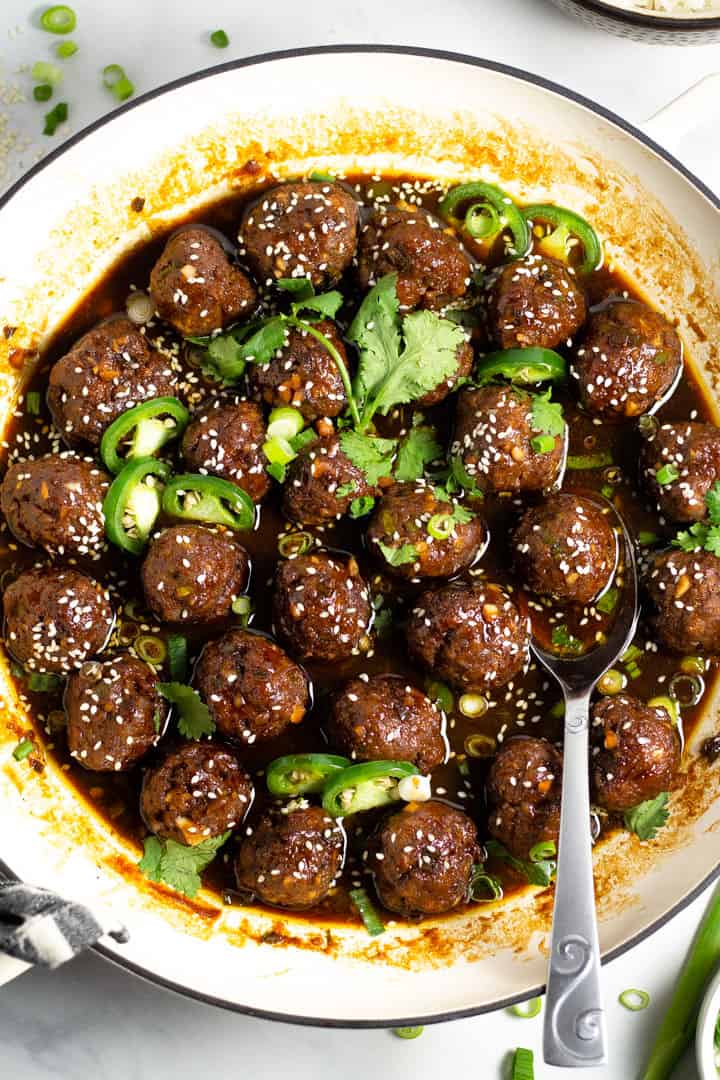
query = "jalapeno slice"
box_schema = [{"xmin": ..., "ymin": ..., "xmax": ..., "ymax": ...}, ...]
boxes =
[
  {"xmin": 475, "ymin": 347, "xmax": 567, "ymax": 386},
  {"xmin": 322, "ymin": 760, "xmax": 420, "ymax": 817},
  {"xmin": 439, "ymin": 182, "xmax": 530, "ymax": 258},
  {"xmin": 161, "ymin": 473, "xmax": 255, "ymax": 532},
  {"xmin": 103, "ymin": 458, "xmax": 171, "ymax": 555},
  {"xmin": 100, "ymin": 397, "xmax": 189, "ymax": 475},
  {"xmin": 266, "ymin": 753, "xmax": 351, "ymax": 797},
  {"xmin": 522, "ymin": 203, "xmax": 602, "ymax": 275}
]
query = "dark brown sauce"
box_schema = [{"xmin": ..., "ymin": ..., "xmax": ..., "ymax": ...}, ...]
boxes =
[{"xmin": 1, "ymin": 173, "xmax": 718, "ymax": 929}]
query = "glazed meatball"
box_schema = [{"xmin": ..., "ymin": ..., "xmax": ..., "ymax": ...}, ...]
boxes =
[
  {"xmin": 181, "ymin": 400, "xmax": 270, "ymax": 503},
  {"xmin": 0, "ymin": 453, "xmax": 109, "ymax": 560},
  {"xmin": 141, "ymin": 742, "xmax": 253, "ymax": 845},
  {"xmin": 281, "ymin": 435, "xmax": 376, "ymax": 526},
  {"xmin": 573, "ymin": 301, "xmax": 682, "ymax": 419},
  {"xmin": 194, "ymin": 628, "xmax": 310, "ymax": 745},
  {"xmin": 407, "ymin": 581, "xmax": 530, "ymax": 691},
  {"xmin": 3, "ymin": 567, "xmax": 113, "ymax": 674},
  {"xmin": 366, "ymin": 483, "xmax": 485, "ymax": 580},
  {"xmin": 273, "ymin": 551, "xmax": 372, "ymax": 662},
  {"xmin": 640, "ymin": 421, "xmax": 720, "ymax": 523},
  {"xmin": 367, "ymin": 801, "xmax": 480, "ymax": 917},
  {"xmin": 328, "ymin": 674, "xmax": 447, "ymax": 774},
  {"xmin": 512, "ymin": 493, "xmax": 617, "ymax": 606},
  {"xmin": 417, "ymin": 340, "xmax": 475, "ymax": 407},
  {"xmin": 141, "ymin": 525, "xmax": 249, "ymax": 625},
  {"xmin": 47, "ymin": 316, "xmax": 177, "ymax": 447},
  {"xmin": 644, "ymin": 548, "xmax": 720, "ymax": 655},
  {"xmin": 485, "ymin": 253, "xmax": 586, "ymax": 350},
  {"xmin": 486, "ymin": 736, "xmax": 562, "ymax": 860},
  {"xmin": 235, "ymin": 805, "xmax": 345, "ymax": 910},
  {"xmin": 357, "ymin": 205, "xmax": 471, "ymax": 312},
  {"xmin": 248, "ymin": 320, "xmax": 349, "ymax": 421},
  {"xmin": 149, "ymin": 226, "xmax": 256, "ymax": 337},
  {"xmin": 591, "ymin": 694, "xmax": 680, "ymax": 813},
  {"xmin": 239, "ymin": 181, "xmax": 359, "ymax": 289},
  {"xmin": 452, "ymin": 385, "xmax": 566, "ymax": 495},
  {"xmin": 66, "ymin": 654, "xmax": 167, "ymax": 772}
]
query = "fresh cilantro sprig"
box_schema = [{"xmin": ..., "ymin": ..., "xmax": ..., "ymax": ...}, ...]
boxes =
[
  {"xmin": 157, "ymin": 682, "xmax": 215, "ymax": 739},
  {"xmin": 672, "ymin": 481, "xmax": 720, "ymax": 556},
  {"xmin": 395, "ymin": 424, "xmax": 443, "ymax": 482},
  {"xmin": 485, "ymin": 839, "xmax": 557, "ymax": 888},
  {"xmin": 531, "ymin": 389, "xmax": 565, "ymax": 439},
  {"xmin": 139, "ymin": 831, "xmax": 230, "ymax": 898},
  {"xmin": 550, "ymin": 624, "xmax": 583, "ymax": 655},
  {"xmin": 339, "ymin": 431, "xmax": 397, "ymax": 485},
  {"xmin": 377, "ymin": 541, "xmax": 418, "ymax": 567},
  {"xmin": 624, "ymin": 792, "xmax": 670, "ymax": 842},
  {"xmin": 339, "ymin": 422, "xmax": 444, "ymax": 490}
]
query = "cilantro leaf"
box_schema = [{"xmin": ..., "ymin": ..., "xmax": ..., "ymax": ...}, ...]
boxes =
[
  {"xmin": 449, "ymin": 455, "xmax": 484, "ymax": 499},
  {"xmin": 531, "ymin": 390, "xmax": 565, "ymax": 438},
  {"xmin": 551, "ymin": 624, "xmax": 583, "ymax": 655},
  {"xmin": 377, "ymin": 541, "xmax": 418, "ymax": 567},
  {"xmin": 347, "ymin": 273, "xmax": 402, "ymax": 410},
  {"xmin": 449, "ymin": 504, "xmax": 475, "ymax": 525},
  {"xmin": 349, "ymin": 495, "xmax": 376, "ymax": 518},
  {"xmin": 672, "ymin": 520, "xmax": 720, "ymax": 556},
  {"xmin": 138, "ymin": 832, "xmax": 230, "ymax": 898},
  {"xmin": 624, "ymin": 792, "xmax": 670, "ymax": 841},
  {"xmin": 291, "ymin": 290, "xmax": 343, "ymax": 320},
  {"xmin": 138, "ymin": 836, "xmax": 163, "ymax": 881},
  {"xmin": 157, "ymin": 682, "xmax": 215, "ymax": 739},
  {"xmin": 395, "ymin": 425, "xmax": 443, "ymax": 482},
  {"xmin": 194, "ymin": 317, "xmax": 288, "ymax": 381},
  {"xmin": 372, "ymin": 606, "xmax": 394, "ymax": 638},
  {"xmin": 706, "ymin": 480, "xmax": 720, "ymax": 524},
  {"xmin": 277, "ymin": 277, "xmax": 315, "ymax": 300},
  {"xmin": 485, "ymin": 839, "xmax": 557, "ymax": 888},
  {"xmin": 706, "ymin": 526, "xmax": 720, "ymax": 556},
  {"xmin": 339, "ymin": 430, "xmax": 397, "ymax": 485}
]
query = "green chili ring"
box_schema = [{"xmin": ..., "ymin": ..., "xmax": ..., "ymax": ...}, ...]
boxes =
[
  {"xmin": 162, "ymin": 473, "xmax": 255, "ymax": 532},
  {"xmin": 439, "ymin": 182, "xmax": 530, "ymax": 257},
  {"xmin": 322, "ymin": 760, "xmax": 420, "ymax": 817},
  {"xmin": 100, "ymin": 396, "xmax": 190, "ymax": 474},
  {"xmin": 266, "ymin": 753, "xmax": 351, "ymax": 797},
  {"xmin": 103, "ymin": 458, "xmax": 172, "ymax": 556},
  {"xmin": 474, "ymin": 347, "xmax": 567, "ymax": 386},
  {"xmin": 522, "ymin": 203, "xmax": 603, "ymax": 275}
]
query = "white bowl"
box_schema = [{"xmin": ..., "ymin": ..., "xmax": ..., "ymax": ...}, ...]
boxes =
[{"xmin": 697, "ymin": 967, "xmax": 720, "ymax": 1079}]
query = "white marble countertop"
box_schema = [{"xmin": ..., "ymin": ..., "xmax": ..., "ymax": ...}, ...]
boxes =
[{"xmin": 0, "ymin": 2, "xmax": 719, "ymax": 1077}]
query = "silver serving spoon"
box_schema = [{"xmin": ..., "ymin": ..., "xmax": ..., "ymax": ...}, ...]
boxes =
[{"xmin": 530, "ymin": 502, "xmax": 639, "ymax": 1068}]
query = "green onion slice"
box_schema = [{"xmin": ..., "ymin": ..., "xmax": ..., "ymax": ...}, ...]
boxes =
[
  {"xmin": 266, "ymin": 406, "xmax": 305, "ymax": 441},
  {"xmin": 511, "ymin": 1047, "xmax": 535, "ymax": 1080},
  {"xmin": 26, "ymin": 391, "xmax": 41, "ymax": 414},
  {"xmin": 458, "ymin": 692, "xmax": 487, "ymax": 718},
  {"xmin": 475, "ymin": 347, "xmax": 567, "ymax": 387},
  {"xmin": 566, "ymin": 450, "xmax": 614, "ymax": 470},
  {"xmin": 12, "ymin": 738, "xmax": 34, "ymax": 762},
  {"xmin": 531, "ymin": 434, "xmax": 556, "ymax": 455},
  {"xmin": 427, "ymin": 512, "xmax": 454, "ymax": 540},
  {"xmin": 210, "ymin": 29, "xmax": 230, "ymax": 47},
  {"xmin": 618, "ymin": 988, "xmax": 650, "ymax": 1012},
  {"xmin": 134, "ymin": 634, "xmax": 167, "ymax": 666},
  {"xmin": 33, "ymin": 84, "xmax": 53, "ymax": 102},
  {"xmin": 393, "ymin": 1027, "xmax": 424, "ymax": 1040},
  {"xmin": 32, "ymin": 61, "xmax": 63, "ymax": 86},
  {"xmin": 40, "ymin": 5, "xmax": 76, "ymax": 33},
  {"xmin": 425, "ymin": 679, "xmax": 454, "ymax": 714},
  {"xmin": 277, "ymin": 531, "xmax": 313, "ymax": 558},
  {"xmin": 27, "ymin": 672, "xmax": 62, "ymax": 693},
  {"xmin": 510, "ymin": 997, "xmax": 542, "ymax": 1019},
  {"xmin": 349, "ymin": 887, "xmax": 385, "ymax": 937},
  {"xmin": 56, "ymin": 40, "xmax": 78, "ymax": 57},
  {"xmin": 103, "ymin": 64, "xmax": 134, "ymax": 102},
  {"xmin": 43, "ymin": 101, "xmax": 68, "ymax": 135}
]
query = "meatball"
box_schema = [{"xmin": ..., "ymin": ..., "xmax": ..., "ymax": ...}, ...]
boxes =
[
  {"xmin": 3, "ymin": 567, "xmax": 113, "ymax": 674},
  {"xmin": 328, "ymin": 674, "xmax": 447, "ymax": 774},
  {"xmin": 407, "ymin": 581, "xmax": 530, "ymax": 691},
  {"xmin": 181, "ymin": 400, "xmax": 270, "ymax": 503},
  {"xmin": 573, "ymin": 301, "xmax": 682, "ymax": 419},
  {"xmin": 417, "ymin": 340, "xmax": 475, "ymax": 407},
  {"xmin": 273, "ymin": 551, "xmax": 372, "ymax": 662},
  {"xmin": 452, "ymin": 385, "xmax": 566, "ymax": 495},
  {"xmin": 248, "ymin": 320, "xmax": 349, "ymax": 421},
  {"xmin": 640, "ymin": 421, "xmax": 720, "ymax": 523},
  {"xmin": 194, "ymin": 628, "xmax": 310, "ymax": 745},
  {"xmin": 281, "ymin": 435, "xmax": 376, "ymax": 526},
  {"xmin": 486, "ymin": 736, "xmax": 562, "ymax": 859},
  {"xmin": 235, "ymin": 805, "xmax": 345, "ymax": 910},
  {"xmin": 367, "ymin": 801, "xmax": 480, "ymax": 917},
  {"xmin": 366, "ymin": 483, "xmax": 485, "ymax": 580},
  {"xmin": 149, "ymin": 226, "xmax": 256, "ymax": 337},
  {"xmin": 239, "ymin": 181, "xmax": 359, "ymax": 289},
  {"xmin": 0, "ymin": 453, "xmax": 110, "ymax": 560},
  {"xmin": 357, "ymin": 205, "xmax": 471, "ymax": 312},
  {"xmin": 484, "ymin": 253, "xmax": 586, "ymax": 350},
  {"xmin": 65, "ymin": 654, "xmax": 167, "ymax": 772},
  {"xmin": 644, "ymin": 548, "xmax": 720, "ymax": 655},
  {"xmin": 141, "ymin": 525, "xmax": 249, "ymax": 625},
  {"xmin": 591, "ymin": 694, "xmax": 680, "ymax": 813},
  {"xmin": 141, "ymin": 741, "xmax": 253, "ymax": 845},
  {"xmin": 47, "ymin": 316, "xmax": 177, "ymax": 448},
  {"xmin": 512, "ymin": 493, "xmax": 617, "ymax": 606}
]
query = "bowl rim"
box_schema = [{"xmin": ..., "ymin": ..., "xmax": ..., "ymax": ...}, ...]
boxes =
[
  {"xmin": 1, "ymin": 43, "xmax": 719, "ymax": 1028},
  {"xmin": 558, "ymin": 0, "xmax": 720, "ymax": 30},
  {"xmin": 697, "ymin": 964, "xmax": 720, "ymax": 1078}
]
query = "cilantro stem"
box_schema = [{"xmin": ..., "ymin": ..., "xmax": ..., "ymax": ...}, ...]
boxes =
[{"xmin": 289, "ymin": 317, "xmax": 360, "ymax": 428}]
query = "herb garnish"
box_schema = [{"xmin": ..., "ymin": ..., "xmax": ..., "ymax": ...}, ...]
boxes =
[
  {"xmin": 376, "ymin": 541, "xmax": 418, "ymax": 567},
  {"xmin": 485, "ymin": 839, "xmax": 557, "ymax": 887},
  {"xmin": 139, "ymin": 831, "xmax": 230, "ymax": 898},
  {"xmin": 468, "ymin": 863, "xmax": 504, "ymax": 902},
  {"xmin": 551, "ymin": 624, "xmax": 583, "ymax": 655},
  {"xmin": 157, "ymin": 682, "xmax": 215, "ymax": 739},
  {"xmin": 530, "ymin": 389, "xmax": 565, "ymax": 439},
  {"xmin": 624, "ymin": 792, "xmax": 670, "ymax": 841},
  {"xmin": 395, "ymin": 424, "xmax": 443, "ymax": 482},
  {"xmin": 672, "ymin": 481, "xmax": 720, "ymax": 555},
  {"xmin": 339, "ymin": 431, "xmax": 396, "ymax": 485}
]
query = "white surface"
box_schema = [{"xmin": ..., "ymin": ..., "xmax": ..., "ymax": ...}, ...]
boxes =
[{"xmin": 0, "ymin": 1, "xmax": 718, "ymax": 1077}]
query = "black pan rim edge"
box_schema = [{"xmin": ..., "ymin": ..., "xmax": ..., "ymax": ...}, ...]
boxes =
[{"xmin": 0, "ymin": 43, "xmax": 718, "ymax": 1029}]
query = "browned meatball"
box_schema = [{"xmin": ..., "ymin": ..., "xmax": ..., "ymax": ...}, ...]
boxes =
[
  {"xmin": 591, "ymin": 694, "xmax": 680, "ymax": 812},
  {"xmin": 281, "ymin": 435, "xmax": 376, "ymax": 526},
  {"xmin": 0, "ymin": 453, "xmax": 110, "ymax": 560},
  {"xmin": 644, "ymin": 548, "xmax": 720, "ymax": 655},
  {"xmin": 273, "ymin": 551, "xmax": 372, "ymax": 662},
  {"xmin": 181, "ymin": 400, "xmax": 270, "ymax": 503},
  {"xmin": 512, "ymin": 493, "xmax": 617, "ymax": 606},
  {"xmin": 357, "ymin": 205, "xmax": 471, "ymax": 312},
  {"xmin": 573, "ymin": 301, "xmax": 682, "ymax": 419},
  {"xmin": 194, "ymin": 628, "xmax": 310, "ymax": 745},
  {"xmin": 486, "ymin": 736, "xmax": 562, "ymax": 859},
  {"xmin": 328, "ymin": 674, "xmax": 447, "ymax": 774},
  {"xmin": 239, "ymin": 181, "xmax": 359, "ymax": 289},
  {"xmin": 235, "ymin": 805, "xmax": 345, "ymax": 910},
  {"xmin": 141, "ymin": 741, "xmax": 253, "ymax": 845},
  {"xmin": 417, "ymin": 340, "xmax": 475, "ymax": 407},
  {"xmin": 141, "ymin": 525, "xmax": 249, "ymax": 625},
  {"xmin": 47, "ymin": 316, "xmax": 178, "ymax": 447},
  {"xmin": 452, "ymin": 385, "xmax": 566, "ymax": 495},
  {"xmin": 367, "ymin": 801, "xmax": 481, "ymax": 917},
  {"xmin": 366, "ymin": 483, "xmax": 485, "ymax": 580},
  {"xmin": 3, "ymin": 567, "xmax": 113, "ymax": 674},
  {"xmin": 66, "ymin": 654, "xmax": 167, "ymax": 772},
  {"xmin": 407, "ymin": 581, "xmax": 530, "ymax": 691},
  {"xmin": 248, "ymin": 320, "xmax": 349, "ymax": 421},
  {"xmin": 149, "ymin": 226, "xmax": 256, "ymax": 337},
  {"xmin": 640, "ymin": 421, "xmax": 720, "ymax": 523},
  {"xmin": 485, "ymin": 254, "xmax": 586, "ymax": 350}
]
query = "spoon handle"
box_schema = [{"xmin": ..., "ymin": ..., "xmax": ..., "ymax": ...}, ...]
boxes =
[{"xmin": 543, "ymin": 688, "xmax": 607, "ymax": 1068}]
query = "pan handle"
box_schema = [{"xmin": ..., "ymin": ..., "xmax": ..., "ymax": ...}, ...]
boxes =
[{"xmin": 643, "ymin": 73, "xmax": 720, "ymax": 151}]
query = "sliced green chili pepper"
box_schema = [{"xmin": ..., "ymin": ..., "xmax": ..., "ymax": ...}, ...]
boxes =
[
  {"xmin": 440, "ymin": 182, "xmax": 530, "ymax": 257},
  {"xmin": 427, "ymin": 512, "xmax": 454, "ymax": 540},
  {"xmin": 100, "ymin": 396, "xmax": 189, "ymax": 475},
  {"xmin": 474, "ymin": 347, "xmax": 567, "ymax": 386},
  {"xmin": 322, "ymin": 760, "xmax": 419, "ymax": 817},
  {"xmin": 266, "ymin": 753, "xmax": 351, "ymax": 797},
  {"xmin": 162, "ymin": 473, "xmax": 255, "ymax": 532},
  {"xmin": 103, "ymin": 458, "xmax": 171, "ymax": 555},
  {"xmin": 523, "ymin": 203, "xmax": 602, "ymax": 275}
]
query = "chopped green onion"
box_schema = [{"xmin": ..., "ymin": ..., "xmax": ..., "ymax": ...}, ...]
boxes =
[
  {"xmin": 647, "ymin": 695, "xmax": 680, "ymax": 725},
  {"xmin": 621, "ymin": 644, "xmax": 643, "ymax": 665},
  {"xmin": 512, "ymin": 1047, "xmax": 535, "ymax": 1080},
  {"xmin": 601, "ymin": 484, "xmax": 615, "ymax": 500},
  {"xmin": 626, "ymin": 662, "xmax": 642, "ymax": 680},
  {"xmin": 597, "ymin": 668, "xmax": 626, "ymax": 696},
  {"xmin": 167, "ymin": 634, "xmax": 188, "ymax": 682},
  {"xmin": 638, "ymin": 530, "xmax": 658, "ymax": 546},
  {"xmin": 596, "ymin": 586, "xmax": 619, "ymax": 615},
  {"xmin": 566, "ymin": 450, "xmax": 614, "ymax": 470},
  {"xmin": 231, "ymin": 596, "xmax": 253, "ymax": 624},
  {"xmin": 56, "ymin": 40, "xmax": 78, "ymax": 57},
  {"xmin": 680, "ymin": 655, "xmax": 706, "ymax": 676},
  {"xmin": 12, "ymin": 738, "xmax": 34, "ymax": 762},
  {"xmin": 349, "ymin": 887, "xmax": 385, "ymax": 936},
  {"xmin": 32, "ymin": 61, "xmax": 63, "ymax": 86},
  {"xmin": 134, "ymin": 634, "xmax": 167, "ymax": 666},
  {"xmin": 549, "ymin": 700, "xmax": 565, "ymax": 719},
  {"xmin": 210, "ymin": 29, "xmax": 230, "ymax": 48},
  {"xmin": 468, "ymin": 864, "xmax": 503, "ymax": 901},
  {"xmin": 458, "ymin": 693, "xmax": 488, "ymax": 718},
  {"xmin": 619, "ymin": 988, "xmax": 650, "ymax": 1012},
  {"xmin": 40, "ymin": 5, "xmax": 76, "ymax": 33},
  {"xmin": 529, "ymin": 840, "xmax": 556, "ymax": 862},
  {"xmin": 103, "ymin": 64, "xmax": 134, "ymax": 102},
  {"xmin": 25, "ymin": 391, "xmax": 41, "ymax": 414},
  {"xmin": 33, "ymin": 84, "xmax": 53, "ymax": 102},
  {"xmin": 43, "ymin": 101, "xmax": 68, "ymax": 135},
  {"xmin": 427, "ymin": 512, "xmax": 454, "ymax": 540},
  {"xmin": 263, "ymin": 435, "xmax": 296, "ymax": 467},
  {"xmin": 266, "ymin": 406, "xmax": 305, "ymax": 441},
  {"xmin": 393, "ymin": 1027, "xmax": 424, "ymax": 1040},
  {"xmin": 510, "ymin": 997, "xmax": 542, "ymax": 1019},
  {"xmin": 277, "ymin": 531, "xmax": 313, "ymax": 558},
  {"xmin": 425, "ymin": 679, "xmax": 454, "ymax": 714},
  {"xmin": 464, "ymin": 732, "xmax": 495, "ymax": 758},
  {"xmin": 530, "ymin": 434, "xmax": 555, "ymax": 454},
  {"xmin": 27, "ymin": 672, "xmax": 62, "ymax": 693},
  {"xmin": 308, "ymin": 170, "xmax": 336, "ymax": 182},
  {"xmin": 668, "ymin": 672, "xmax": 704, "ymax": 707},
  {"xmin": 656, "ymin": 463, "xmax": 679, "ymax": 486}
]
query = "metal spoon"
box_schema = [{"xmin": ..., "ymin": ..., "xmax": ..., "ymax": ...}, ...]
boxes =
[{"xmin": 531, "ymin": 503, "xmax": 639, "ymax": 1068}]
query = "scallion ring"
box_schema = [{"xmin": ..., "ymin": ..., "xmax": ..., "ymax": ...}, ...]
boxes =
[
  {"xmin": 668, "ymin": 672, "xmax": 704, "ymax": 708},
  {"xmin": 31, "ymin": 61, "xmax": 63, "ymax": 86},
  {"xmin": 277, "ymin": 531, "xmax": 313, "ymax": 558},
  {"xmin": 510, "ymin": 997, "xmax": 542, "ymax": 1019},
  {"xmin": 40, "ymin": 5, "xmax": 76, "ymax": 33},
  {"xmin": 427, "ymin": 512, "xmax": 454, "ymax": 541},
  {"xmin": 464, "ymin": 732, "xmax": 495, "ymax": 758},
  {"xmin": 618, "ymin": 988, "xmax": 650, "ymax": 1012},
  {"xmin": 103, "ymin": 64, "xmax": 134, "ymax": 102},
  {"xmin": 458, "ymin": 693, "xmax": 487, "ymax": 719},
  {"xmin": 266, "ymin": 406, "xmax": 305, "ymax": 442}
]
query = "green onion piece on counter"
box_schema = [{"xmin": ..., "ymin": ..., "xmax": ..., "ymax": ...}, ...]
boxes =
[
  {"xmin": 102, "ymin": 64, "xmax": 134, "ymax": 102},
  {"xmin": 510, "ymin": 997, "xmax": 542, "ymax": 1019},
  {"xmin": 100, "ymin": 396, "xmax": 189, "ymax": 474},
  {"xmin": 33, "ymin": 84, "xmax": 53, "ymax": 102},
  {"xmin": 530, "ymin": 434, "xmax": 556, "ymax": 454},
  {"xmin": 266, "ymin": 753, "xmax": 351, "ymax": 797},
  {"xmin": 103, "ymin": 458, "xmax": 171, "ymax": 555},
  {"xmin": 40, "ymin": 5, "xmax": 76, "ymax": 33},
  {"xmin": 25, "ymin": 391, "xmax": 41, "ymax": 414},
  {"xmin": 522, "ymin": 203, "xmax": 603, "ymax": 275},
  {"xmin": 266, "ymin": 406, "xmax": 305, "ymax": 442},
  {"xmin": 277, "ymin": 531, "xmax": 313, "ymax": 558},
  {"xmin": 439, "ymin": 182, "xmax": 530, "ymax": 257},
  {"xmin": 56, "ymin": 40, "xmax": 78, "ymax": 57},
  {"xmin": 162, "ymin": 473, "xmax": 255, "ymax": 532},
  {"xmin": 43, "ymin": 101, "xmax": 68, "ymax": 135},
  {"xmin": 393, "ymin": 1027, "xmax": 424, "ymax": 1040},
  {"xmin": 31, "ymin": 60, "xmax": 63, "ymax": 85},
  {"xmin": 12, "ymin": 738, "xmax": 34, "ymax": 762},
  {"xmin": 619, "ymin": 988, "xmax": 651, "ymax": 1012},
  {"xmin": 425, "ymin": 679, "xmax": 454, "ymax": 714},
  {"xmin": 566, "ymin": 450, "xmax": 614, "ymax": 470},
  {"xmin": 167, "ymin": 634, "xmax": 188, "ymax": 682},
  {"xmin": 134, "ymin": 634, "xmax": 167, "ymax": 666},
  {"xmin": 349, "ymin": 887, "xmax": 385, "ymax": 937},
  {"xmin": 511, "ymin": 1047, "xmax": 535, "ymax": 1080},
  {"xmin": 596, "ymin": 587, "xmax": 619, "ymax": 614},
  {"xmin": 210, "ymin": 29, "xmax": 230, "ymax": 47},
  {"xmin": 475, "ymin": 346, "xmax": 567, "ymax": 387},
  {"xmin": 322, "ymin": 760, "xmax": 419, "ymax": 817}
]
